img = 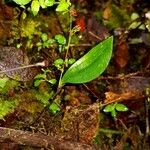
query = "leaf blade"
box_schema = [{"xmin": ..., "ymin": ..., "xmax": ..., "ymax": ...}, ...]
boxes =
[{"xmin": 60, "ymin": 36, "xmax": 113, "ymax": 86}]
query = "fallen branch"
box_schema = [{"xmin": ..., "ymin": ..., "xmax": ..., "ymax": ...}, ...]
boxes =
[{"xmin": 0, "ymin": 127, "xmax": 96, "ymax": 150}]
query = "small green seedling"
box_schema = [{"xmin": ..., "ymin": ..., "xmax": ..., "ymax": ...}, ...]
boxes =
[
  {"xmin": 53, "ymin": 58, "xmax": 76, "ymax": 70},
  {"xmin": 34, "ymin": 69, "xmax": 56, "ymax": 87},
  {"xmin": 36, "ymin": 33, "xmax": 55, "ymax": 50},
  {"xmin": 103, "ymin": 102, "xmax": 128, "ymax": 118},
  {"xmin": 49, "ymin": 102, "xmax": 60, "ymax": 113}
]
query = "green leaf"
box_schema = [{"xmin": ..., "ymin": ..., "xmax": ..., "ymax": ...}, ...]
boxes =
[
  {"xmin": 31, "ymin": 0, "xmax": 40, "ymax": 16},
  {"xmin": 47, "ymin": 79, "xmax": 57, "ymax": 85},
  {"xmin": 60, "ymin": 36, "xmax": 113, "ymax": 86},
  {"xmin": 49, "ymin": 102, "xmax": 60, "ymax": 113},
  {"xmin": 115, "ymin": 103, "xmax": 128, "ymax": 112},
  {"xmin": 34, "ymin": 79, "xmax": 44, "ymax": 87},
  {"xmin": 41, "ymin": 33, "xmax": 48, "ymax": 42},
  {"xmin": 55, "ymin": 34, "xmax": 66, "ymax": 45},
  {"xmin": 68, "ymin": 58, "xmax": 76, "ymax": 65},
  {"xmin": 103, "ymin": 104, "xmax": 115, "ymax": 112},
  {"xmin": 34, "ymin": 74, "xmax": 46, "ymax": 79},
  {"xmin": 45, "ymin": 0, "xmax": 55, "ymax": 7},
  {"xmin": 111, "ymin": 109, "xmax": 117, "ymax": 118},
  {"xmin": 12, "ymin": 0, "xmax": 31, "ymax": 6},
  {"xmin": 47, "ymin": 39, "xmax": 55, "ymax": 45},
  {"xmin": 54, "ymin": 58, "xmax": 64, "ymax": 66},
  {"xmin": 0, "ymin": 78, "xmax": 9, "ymax": 89},
  {"xmin": 39, "ymin": 0, "xmax": 46, "ymax": 8},
  {"xmin": 56, "ymin": 0, "xmax": 71, "ymax": 12}
]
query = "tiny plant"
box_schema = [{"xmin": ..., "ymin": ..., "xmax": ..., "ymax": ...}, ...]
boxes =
[
  {"xmin": 36, "ymin": 33, "xmax": 55, "ymax": 51},
  {"xmin": 34, "ymin": 69, "xmax": 56, "ymax": 87},
  {"xmin": 103, "ymin": 102, "xmax": 128, "ymax": 118},
  {"xmin": 58, "ymin": 36, "xmax": 113, "ymax": 87}
]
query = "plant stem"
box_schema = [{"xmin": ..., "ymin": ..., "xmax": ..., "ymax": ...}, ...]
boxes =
[
  {"xmin": 58, "ymin": 13, "xmax": 73, "ymax": 88},
  {"xmin": 0, "ymin": 61, "xmax": 46, "ymax": 74}
]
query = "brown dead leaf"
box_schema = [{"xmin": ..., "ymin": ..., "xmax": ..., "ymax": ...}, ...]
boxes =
[
  {"xmin": 104, "ymin": 91, "xmax": 144, "ymax": 105},
  {"xmin": 105, "ymin": 76, "xmax": 150, "ymax": 104},
  {"xmin": 115, "ymin": 37, "xmax": 129, "ymax": 68},
  {"xmin": 103, "ymin": 6, "xmax": 111, "ymax": 20},
  {"xmin": 0, "ymin": 47, "xmax": 39, "ymax": 81}
]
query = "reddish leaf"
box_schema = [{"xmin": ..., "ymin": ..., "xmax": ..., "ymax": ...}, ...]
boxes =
[{"xmin": 75, "ymin": 16, "xmax": 86, "ymax": 32}]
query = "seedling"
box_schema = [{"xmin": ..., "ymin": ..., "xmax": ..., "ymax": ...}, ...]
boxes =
[{"xmin": 103, "ymin": 102, "xmax": 128, "ymax": 118}]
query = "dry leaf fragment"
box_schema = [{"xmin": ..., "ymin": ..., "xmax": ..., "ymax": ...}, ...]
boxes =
[{"xmin": 115, "ymin": 38, "xmax": 129, "ymax": 68}]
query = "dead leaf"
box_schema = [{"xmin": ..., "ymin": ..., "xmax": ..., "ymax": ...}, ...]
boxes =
[
  {"xmin": 0, "ymin": 47, "xmax": 39, "ymax": 81},
  {"xmin": 104, "ymin": 91, "xmax": 143, "ymax": 104},
  {"xmin": 105, "ymin": 76, "xmax": 150, "ymax": 104},
  {"xmin": 103, "ymin": 6, "xmax": 111, "ymax": 20},
  {"xmin": 115, "ymin": 37, "xmax": 129, "ymax": 68}
]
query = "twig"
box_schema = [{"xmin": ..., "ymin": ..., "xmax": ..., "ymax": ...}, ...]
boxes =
[
  {"xmin": 0, "ymin": 127, "xmax": 96, "ymax": 150},
  {"xmin": 0, "ymin": 61, "xmax": 47, "ymax": 74},
  {"xmin": 83, "ymin": 84, "xmax": 100, "ymax": 100},
  {"xmin": 145, "ymin": 99, "xmax": 149, "ymax": 136},
  {"xmin": 97, "ymin": 70, "xmax": 150, "ymax": 81},
  {"xmin": 145, "ymin": 88, "xmax": 150, "ymax": 137},
  {"xmin": 88, "ymin": 31, "xmax": 102, "ymax": 40},
  {"xmin": 69, "ymin": 43, "xmax": 92, "ymax": 47}
]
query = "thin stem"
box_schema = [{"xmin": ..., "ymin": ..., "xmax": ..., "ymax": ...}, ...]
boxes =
[
  {"xmin": 58, "ymin": 13, "xmax": 73, "ymax": 88},
  {"xmin": 0, "ymin": 61, "xmax": 46, "ymax": 74}
]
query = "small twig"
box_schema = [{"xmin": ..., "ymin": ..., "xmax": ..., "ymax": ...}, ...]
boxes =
[
  {"xmin": 0, "ymin": 61, "xmax": 47, "ymax": 74},
  {"xmin": 98, "ymin": 70, "xmax": 150, "ymax": 81},
  {"xmin": 83, "ymin": 84, "xmax": 100, "ymax": 100},
  {"xmin": 88, "ymin": 31, "xmax": 102, "ymax": 40},
  {"xmin": 99, "ymin": 128, "xmax": 124, "ymax": 135},
  {"xmin": 69, "ymin": 43, "xmax": 92, "ymax": 47},
  {"xmin": 58, "ymin": 13, "xmax": 73, "ymax": 88},
  {"xmin": 145, "ymin": 88, "xmax": 150, "ymax": 137},
  {"xmin": 145, "ymin": 99, "xmax": 149, "ymax": 136}
]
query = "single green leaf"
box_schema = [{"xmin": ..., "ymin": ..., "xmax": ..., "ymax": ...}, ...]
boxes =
[
  {"xmin": 47, "ymin": 39, "xmax": 55, "ymax": 45},
  {"xmin": 54, "ymin": 58, "xmax": 64, "ymax": 66},
  {"xmin": 34, "ymin": 74, "xmax": 46, "ymax": 79},
  {"xmin": 39, "ymin": 0, "xmax": 46, "ymax": 8},
  {"xmin": 45, "ymin": 0, "xmax": 55, "ymax": 7},
  {"xmin": 68, "ymin": 58, "xmax": 76, "ymax": 65},
  {"xmin": 41, "ymin": 33, "xmax": 48, "ymax": 42},
  {"xmin": 49, "ymin": 102, "xmax": 60, "ymax": 113},
  {"xmin": 55, "ymin": 34, "xmax": 66, "ymax": 45},
  {"xmin": 47, "ymin": 79, "xmax": 57, "ymax": 85},
  {"xmin": 111, "ymin": 109, "xmax": 117, "ymax": 118},
  {"xmin": 60, "ymin": 36, "xmax": 113, "ymax": 86},
  {"xmin": 34, "ymin": 79, "xmax": 44, "ymax": 87},
  {"xmin": 0, "ymin": 78, "xmax": 9, "ymax": 88},
  {"xmin": 12, "ymin": 0, "xmax": 31, "ymax": 6},
  {"xmin": 31, "ymin": 0, "xmax": 40, "ymax": 16},
  {"xmin": 56, "ymin": 0, "xmax": 71, "ymax": 12},
  {"xmin": 103, "ymin": 104, "xmax": 115, "ymax": 112},
  {"xmin": 115, "ymin": 103, "xmax": 128, "ymax": 112}
]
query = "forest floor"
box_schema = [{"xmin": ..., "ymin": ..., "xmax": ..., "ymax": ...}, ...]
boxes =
[{"xmin": 0, "ymin": 0, "xmax": 150, "ymax": 149}]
